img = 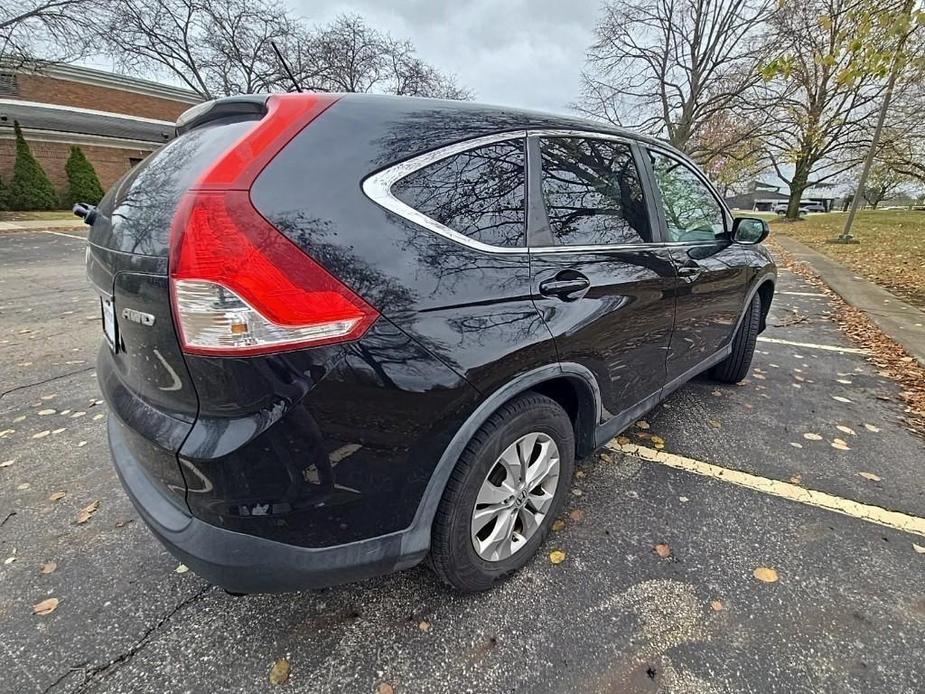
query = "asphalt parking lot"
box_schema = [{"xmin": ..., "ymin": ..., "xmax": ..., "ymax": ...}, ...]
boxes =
[{"xmin": 2, "ymin": 228, "xmax": 924, "ymax": 694}]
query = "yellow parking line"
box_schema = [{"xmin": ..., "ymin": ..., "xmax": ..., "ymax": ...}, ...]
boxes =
[
  {"xmin": 757, "ymin": 336, "xmax": 869, "ymax": 355},
  {"xmin": 608, "ymin": 441, "xmax": 925, "ymax": 538}
]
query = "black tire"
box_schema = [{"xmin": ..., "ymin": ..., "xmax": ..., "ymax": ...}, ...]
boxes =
[
  {"xmin": 429, "ymin": 392, "xmax": 575, "ymax": 592},
  {"xmin": 710, "ymin": 294, "xmax": 761, "ymax": 383}
]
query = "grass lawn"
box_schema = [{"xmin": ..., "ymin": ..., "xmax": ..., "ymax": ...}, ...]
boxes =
[
  {"xmin": 770, "ymin": 209, "xmax": 925, "ymax": 309},
  {"xmin": 0, "ymin": 210, "xmax": 77, "ymax": 222}
]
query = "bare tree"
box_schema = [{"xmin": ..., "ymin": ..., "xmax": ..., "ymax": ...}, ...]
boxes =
[
  {"xmin": 100, "ymin": 0, "xmax": 293, "ymax": 98},
  {"xmin": 98, "ymin": 6, "xmax": 469, "ymax": 101},
  {"xmin": 285, "ymin": 15, "xmax": 471, "ymax": 99},
  {"xmin": 1, "ymin": 0, "xmax": 102, "ymax": 64},
  {"xmin": 577, "ymin": 0, "xmax": 774, "ymax": 166},
  {"xmin": 762, "ymin": 0, "xmax": 901, "ymax": 219}
]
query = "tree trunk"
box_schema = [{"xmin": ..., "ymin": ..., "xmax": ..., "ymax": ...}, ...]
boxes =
[{"xmin": 786, "ymin": 163, "xmax": 810, "ymax": 220}]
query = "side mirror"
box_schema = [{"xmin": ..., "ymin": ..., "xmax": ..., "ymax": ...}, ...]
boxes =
[{"xmin": 732, "ymin": 217, "xmax": 769, "ymax": 244}]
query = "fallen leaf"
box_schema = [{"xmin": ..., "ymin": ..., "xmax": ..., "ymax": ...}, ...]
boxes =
[
  {"xmin": 551, "ymin": 519, "xmax": 566, "ymax": 531},
  {"xmin": 268, "ymin": 658, "xmax": 290, "ymax": 685},
  {"xmin": 17, "ymin": 483, "xmax": 30, "ymax": 490},
  {"xmin": 0, "ymin": 459, "xmax": 14, "ymax": 468},
  {"xmin": 753, "ymin": 567, "xmax": 778, "ymax": 583},
  {"xmin": 418, "ymin": 620, "xmax": 431, "ymax": 632},
  {"xmin": 77, "ymin": 441, "xmax": 88, "ymax": 447},
  {"xmin": 4, "ymin": 556, "xmax": 15, "ymax": 565},
  {"xmin": 40, "ymin": 561, "xmax": 57, "ymax": 575},
  {"xmin": 548, "ymin": 550, "xmax": 566, "ymax": 565},
  {"xmin": 114, "ymin": 519, "xmax": 133, "ymax": 528},
  {"xmin": 912, "ymin": 543, "xmax": 925, "ymax": 554},
  {"xmin": 836, "ymin": 425, "xmax": 856, "ymax": 436},
  {"xmin": 711, "ymin": 390, "xmax": 722, "ymax": 396},
  {"xmin": 858, "ymin": 471, "xmax": 881, "ymax": 482},
  {"xmin": 571, "ymin": 489, "xmax": 583, "ymax": 497},
  {"xmin": 803, "ymin": 433, "xmax": 823, "ymax": 441},
  {"xmin": 650, "ymin": 435, "xmax": 665, "ymax": 450},
  {"xmin": 49, "ymin": 491, "xmax": 66, "ymax": 502},
  {"xmin": 33, "ymin": 597, "xmax": 59, "ymax": 615},
  {"xmin": 32, "ymin": 430, "xmax": 50, "ymax": 439},
  {"xmin": 789, "ymin": 474, "xmax": 802, "ymax": 485},
  {"xmin": 831, "ymin": 438, "xmax": 850, "ymax": 450},
  {"xmin": 37, "ymin": 409, "xmax": 56, "ymax": 416},
  {"xmin": 753, "ymin": 373, "xmax": 766, "ymax": 380},
  {"xmin": 376, "ymin": 683, "xmax": 394, "ymax": 694},
  {"xmin": 653, "ymin": 543, "xmax": 671, "ymax": 558},
  {"xmin": 832, "ymin": 396, "xmax": 852, "ymax": 403},
  {"xmin": 575, "ymin": 469, "xmax": 586, "ymax": 478},
  {"xmin": 615, "ymin": 436, "xmax": 631, "ymax": 445},
  {"xmin": 635, "ymin": 420, "xmax": 650, "ymax": 430},
  {"xmin": 569, "ymin": 509, "xmax": 585, "ymax": 522},
  {"xmin": 836, "ymin": 379, "xmax": 853, "ymax": 384},
  {"xmin": 789, "ymin": 442, "xmax": 803, "ymax": 449},
  {"xmin": 175, "ymin": 564, "xmax": 189, "ymax": 574},
  {"xmin": 678, "ymin": 496, "xmax": 689, "ymax": 502},
  {"xmin": 863, "ymin": 423, "xmax": 881, "ymax": 433},
  {"xmin": 710, "ymin": 600, "xmax": 724, "ymax": 612},
  {"xmin": 708, "ymin": 420, "xmax": 721, "ymax": 429},
  {"xmin": 75, "ymin": 500, "xmax": 99, "ymax": 524}
]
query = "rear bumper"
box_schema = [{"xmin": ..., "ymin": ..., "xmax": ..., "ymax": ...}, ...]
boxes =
[{"xmin": 108, "ymin": 416, "xmax": 425, "ymax": 593}]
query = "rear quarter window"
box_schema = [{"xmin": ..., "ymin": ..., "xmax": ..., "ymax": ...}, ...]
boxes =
[{"xmin": 391, "ymin": 139, "xmax": 526, "ymax": 248}]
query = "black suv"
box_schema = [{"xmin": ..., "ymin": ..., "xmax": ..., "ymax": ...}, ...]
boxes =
[{"xmin": 84, "ymin": 93, "xmax": 775, "ymax": 593}]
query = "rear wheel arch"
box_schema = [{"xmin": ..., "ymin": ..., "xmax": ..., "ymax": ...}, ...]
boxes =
[
  {"xmin": 755, "ymin": 279, "xmax": 775, "ymax": 332},
  {"xmin": 407, "ymin": 364, "xmax": 601, "ymax": 553}
]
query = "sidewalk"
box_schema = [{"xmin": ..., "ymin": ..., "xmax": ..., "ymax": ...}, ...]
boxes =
[
  {"xmin": 776, "ymin": 235, "xmax": 925, "ymax": 367},
  {"xmin": 0, "ymin": 219, "xmax": 85, "ymax": 233}
]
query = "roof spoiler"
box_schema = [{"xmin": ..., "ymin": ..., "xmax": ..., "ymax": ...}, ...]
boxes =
[{"xmin": 175, "ymin": 95, "xmax": 270, "ymax": 135}]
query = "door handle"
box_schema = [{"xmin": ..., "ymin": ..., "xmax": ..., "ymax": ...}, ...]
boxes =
[{"xmin": 539, "ymin": 272, "xmax": 591, "ymax": 301}]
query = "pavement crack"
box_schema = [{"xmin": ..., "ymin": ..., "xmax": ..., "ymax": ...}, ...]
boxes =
[
  {"xmin": 71, "ymin": 586, "xmax": 212, "ymax": 692},
  {"xmin": 0, "ymin": 367, "xmax": 95, "ymax": 400}
]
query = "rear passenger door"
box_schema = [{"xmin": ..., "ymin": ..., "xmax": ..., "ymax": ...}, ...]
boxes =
[
  {"xmin": 528, "ymin": 134, "xmax": 678, "ymax": 425},
  {"xmin": 644, "ymin": 149, "xmax": 747, "ymax": 382}
]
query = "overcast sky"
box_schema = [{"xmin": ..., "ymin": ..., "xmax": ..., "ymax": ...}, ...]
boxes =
[{"xmin": 291, "ymin": 0, "xmax": 601, "ymax": 114}]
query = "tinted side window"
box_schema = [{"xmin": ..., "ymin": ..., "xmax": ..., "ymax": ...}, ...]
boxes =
[
  {"xmin": 539, "ymin": 137, "xmax": 651, "ymax": 246},
  {"xmin": 392, "ymin": 140, "xmax": 525, "ymax": 247},
  {"xmin": 649, "ymin": 151, "xmax": 726, "ymax": 242}
]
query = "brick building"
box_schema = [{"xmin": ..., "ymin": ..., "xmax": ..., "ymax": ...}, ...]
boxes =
[{"xmin": 0, "ymin": 63, "xmax": 202, "ymax": 202}]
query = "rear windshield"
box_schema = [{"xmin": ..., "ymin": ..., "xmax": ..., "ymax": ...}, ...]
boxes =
[{"xmin": 89, "ymin": 119, "xmax": 256, "ymax": 257}]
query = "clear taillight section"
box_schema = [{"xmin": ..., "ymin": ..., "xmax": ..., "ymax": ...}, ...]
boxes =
[
  {"xmin": 173, "ymin": 280, "xmax": 363, "ymax": 354},
  {"xmin": 168, "ymin": 93, "xmax": 379, "ymax": 357}
]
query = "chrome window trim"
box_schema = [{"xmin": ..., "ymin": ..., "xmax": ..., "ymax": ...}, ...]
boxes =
[
  {"xmin": 361, "ymin": 127, "xmax": 725, "ymax": 255},
  {"xmin": 362, "ymin": 130, "xmax": 529, "ymax": 255}
]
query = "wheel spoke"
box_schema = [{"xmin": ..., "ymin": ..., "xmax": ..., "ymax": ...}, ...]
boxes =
[
  {"xmin": 524, "ymin": 440, "xmax": 558, "ymax": 490},
  {"xmin": 477, "ymin": 508, "xmax": 516, "ymax": 560},
  {"xmin": 518, "ymin": 506, "xmax": 543, "ymax": 537},
  {"xmin": 497, "ymin": 444, "xmax": 523, "ymax": 486},
  {"xmin": 471, "ymin": 502, "xmax": 507, "ymax": 536},
  {"xmin": 475, "ymin": 480, "xmax": 512, "ymax": 506},
  {"xmin": 516, "ymin": 432, "xmax": 540, "ymax": 481},
  {"xmin": 526, "ymin": 487, "xmax": 554, "ymax": 516}
]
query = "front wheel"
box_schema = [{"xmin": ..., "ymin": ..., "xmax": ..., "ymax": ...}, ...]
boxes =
[
  {"xmin": 429, "ymin": 393, "xmax": 575, "ymax": 592},
  {"xmin": 710, "ymin": 294, "xmax": 761, "ymax": 383}
]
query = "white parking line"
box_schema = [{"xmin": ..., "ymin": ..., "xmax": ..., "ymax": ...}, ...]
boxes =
[
  {"xmin": 610, "ymin": 442, "xmax": 925, "ymax": 538},
  {"xmin": 757, "ymin": 336, "xmax": 869, "ymax": 355},
  {"xmin": 778, "ymin": 291, "xmax": 826, "ymax": 297},
  {"xmin": 38, "ymin": 230, "xmax": 86, "ymax": 240}
]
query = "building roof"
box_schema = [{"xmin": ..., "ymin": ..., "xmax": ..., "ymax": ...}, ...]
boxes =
[
  {"xmin": 0, "ymin": 98, "xmax": 174, "ymax": 147},
  {"xmin": 10, "ymin": 62, "xmax": 202, "ymax": 105}
]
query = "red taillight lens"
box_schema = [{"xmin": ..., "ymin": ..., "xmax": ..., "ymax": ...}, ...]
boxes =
[{"xmin": 169, "ymin": 93, "xmax": 379, "ymax": 356}]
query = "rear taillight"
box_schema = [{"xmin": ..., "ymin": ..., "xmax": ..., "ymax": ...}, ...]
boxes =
[{"xmin": 169, "ymin": 93, "xmax": 379, "ymax": 356}]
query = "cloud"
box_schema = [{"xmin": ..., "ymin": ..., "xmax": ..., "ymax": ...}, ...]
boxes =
[{"xmin": 291, "ymin": 0, "xmax": 599, "ymax": 114}]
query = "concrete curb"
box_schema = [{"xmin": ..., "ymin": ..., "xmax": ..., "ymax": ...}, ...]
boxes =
[
  {"xmin": 0, "ymin": 220, "xmax": 86, "ymax": 234},
  {"xmin": 776, "ymin": 235, "xmax": 925, "ymax": 367}
]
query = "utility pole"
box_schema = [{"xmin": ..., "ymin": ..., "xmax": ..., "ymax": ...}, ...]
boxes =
[{"xmin": 836, "ymin": 0, "xmax": 917, "ymax": 243}]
